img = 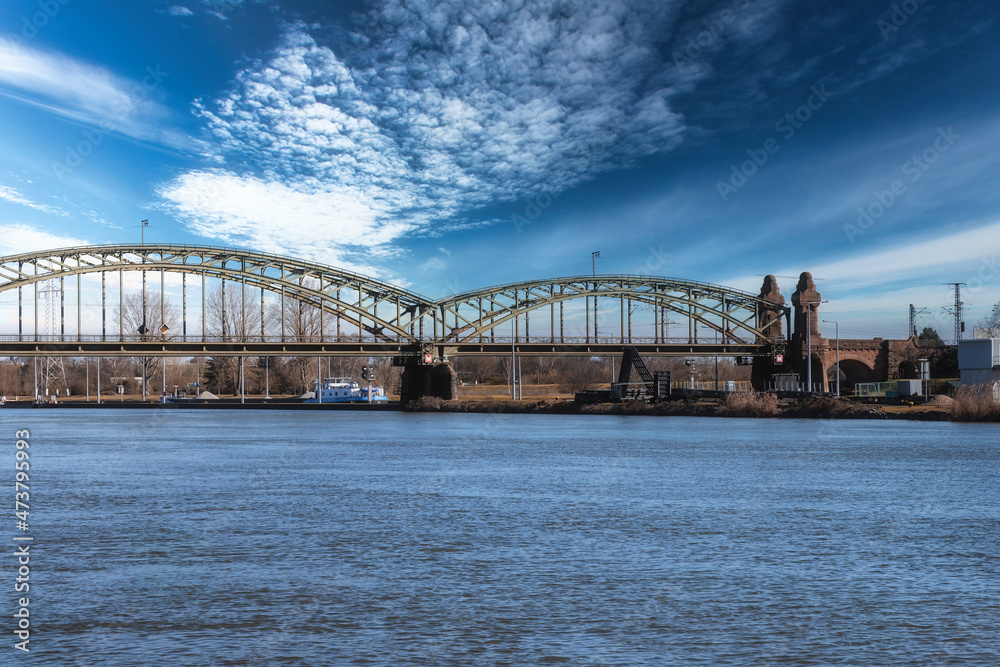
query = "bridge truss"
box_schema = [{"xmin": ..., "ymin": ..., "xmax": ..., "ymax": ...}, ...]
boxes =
[{"xmin": 0, "ymin": 244, "xmax": 788, "ymax": 358}]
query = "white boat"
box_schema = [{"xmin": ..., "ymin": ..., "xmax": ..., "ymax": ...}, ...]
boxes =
[{"xmin": 302, "ymin": 377, "xmax": 389, "ymax": 403}]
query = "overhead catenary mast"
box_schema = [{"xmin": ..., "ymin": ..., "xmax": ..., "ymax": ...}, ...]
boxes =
[
  {"xmin": 908, "ymin": 304, "xmax": 928, "ymax": 338},
  {"xmin": 942, "ymin": 283, "xmax": 966, "ymax": 344}
]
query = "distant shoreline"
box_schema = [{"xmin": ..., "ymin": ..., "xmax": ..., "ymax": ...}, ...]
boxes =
[
  {"xmin": 1, "ymin": 396, "xmax": 969, "ymax": 421},
  {"xmin": 401, "ymin": 397, "xmax": 954, "ymax": 421},
  {"xmin": 0, "ymin": 399, "xmax": 401, "ymax": 411}
]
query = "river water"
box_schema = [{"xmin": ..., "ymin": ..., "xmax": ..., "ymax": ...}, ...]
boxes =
[{"xmin": 9, "ymin": 411, "xmax": 999, "ymax": 665}]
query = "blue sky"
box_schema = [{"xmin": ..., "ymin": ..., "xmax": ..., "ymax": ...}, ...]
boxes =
[{"xmin": 1, "ymin": 0, "xmax": 999, "ymax": 341}]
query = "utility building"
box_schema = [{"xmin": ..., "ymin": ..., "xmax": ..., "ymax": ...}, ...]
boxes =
[{"xmin": 958, "ymin": 338, "xmax": 1000, "ymax": 385}]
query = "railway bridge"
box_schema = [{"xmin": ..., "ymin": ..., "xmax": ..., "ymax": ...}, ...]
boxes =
[{"xmin": 0, "ymin": 244, "xmax": 928, "ymax": 399}]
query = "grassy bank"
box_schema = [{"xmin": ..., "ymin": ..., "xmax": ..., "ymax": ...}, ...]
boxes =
[{"xmin": 404, "ymin": 394, "xmax": 948, "ymax": 420}]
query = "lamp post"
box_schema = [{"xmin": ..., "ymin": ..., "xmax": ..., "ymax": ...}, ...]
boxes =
[
  {"xmin": 139, "ymin": 325, "xmax": 146, "ymax": 402},
  {"xmin": 592, "ymin": 251, "xmax": 600, "ymax": 341},
  {"xmin": 264, "ymin": 357, "xmax": 270, "ymax": 399},
  {"xmin": 805, "ymin": 300, "xmax": 827, "ymax": 393},
  {"xmin": 822, "ymin": 319, "xmax": 839, "ymax": 397},
  {"xmin": 159, "ymin": 323, "xmax": 170, "ymax": 400},
  {"xmin": 511, "ymin": 318, "xmax": 516, "ymax": 399},
  {"xmin": 685, "ymin": 360, "xmax": 696, "ymax": 389},
  {"xmin": 140, "ymin": 219, "xmax": 149, "ymax": 321},
  {"xmin": 139, "ymin": 219, "xmax": 149, "ymax": 399},
  {"xmin": 918, "ymin": 358, "xmax": 930, "ymax": 401}
]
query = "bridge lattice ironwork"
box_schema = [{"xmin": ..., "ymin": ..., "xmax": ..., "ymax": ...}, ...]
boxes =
[{"xmin": 0, "ymin": 244, "xmax": 789, "ymax": 356}]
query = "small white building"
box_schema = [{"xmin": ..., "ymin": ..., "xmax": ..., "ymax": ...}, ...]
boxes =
[{"xmin": 958, "ymin": 338, "xmax": 1000, "ymax": 385}]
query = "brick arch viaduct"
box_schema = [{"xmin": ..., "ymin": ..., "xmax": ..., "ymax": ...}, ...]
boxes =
[{"xmin": 753, "ymin": 272, "xmax": 952, "ymax": 392}]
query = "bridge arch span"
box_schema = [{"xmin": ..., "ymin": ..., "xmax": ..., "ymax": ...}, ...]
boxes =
[
  {"xmin": 0, "ymin": 244, "xmax": 432, "ymax": 340},
  {"xmin": 0, "ymin": 244, "xmax": 789, "ymax": 353},
  {"xmin": 437, "ymin": 275, "xmax": 788, "ymax": 345}
]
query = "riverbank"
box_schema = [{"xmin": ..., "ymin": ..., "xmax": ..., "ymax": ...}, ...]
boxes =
[
  {"xmin": 405, "ymin": 395, "xmax": 956, "ymax": 421},
  {"xmin": 6, "ymin": 393, "xmax": 988, "ymax": 421},
  {"xmin": 0, "ymin": 398, "xmax": 401, "ymax": 410}
]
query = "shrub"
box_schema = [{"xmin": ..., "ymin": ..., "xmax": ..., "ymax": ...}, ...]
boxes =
[
  {"xmin": 718, "ymin": 390, "xmax": 778, "ymax": 418},
  {"xmin": 405, "ymin": 396, "xmax": 447, "ymax": 411},
  {"xmin": 951, "ymin": 384, "xmax": 1000, "ymax": 422}
]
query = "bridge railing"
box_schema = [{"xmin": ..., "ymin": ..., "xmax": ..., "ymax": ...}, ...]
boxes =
[
  {"xmin": 685, "ymin": 380, "xmax": 753, "ymax": 392},
  {"xmin": 0, "ymin": 333, "xmax": 784, "ymax": 346},
  {"xmin": 0, "ymin": 334, "xmax": 410, "ymax": 344},
  {"xmin": 441, "ymin": 336, "xmax": 776, "ymax": 345}
]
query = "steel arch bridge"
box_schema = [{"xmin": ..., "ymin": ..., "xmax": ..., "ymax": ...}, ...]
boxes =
[{"xmin": 0, "ymin": 244, "xmax": 788, "ymax": 358}]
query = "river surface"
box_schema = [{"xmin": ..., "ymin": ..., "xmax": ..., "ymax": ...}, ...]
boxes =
[{"xmin": 6, "ymin": 411, "xmax": 999, "ymax": 665}]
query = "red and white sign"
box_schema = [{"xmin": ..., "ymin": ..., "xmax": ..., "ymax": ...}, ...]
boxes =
[
  {"xmin": 774, "ymin": 353, "xmax": 784, "ymax": 364},
  {"xmin": 423, "ymin": 354, "xmax": 434, "ymax": 364}
]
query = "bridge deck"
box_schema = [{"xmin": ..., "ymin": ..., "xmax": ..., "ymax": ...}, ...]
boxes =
[{"xmin": 0, "ymin": 338, "xmax": 773, "ymax": 358}]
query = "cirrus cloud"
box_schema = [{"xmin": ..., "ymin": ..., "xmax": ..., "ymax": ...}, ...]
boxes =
[
  {"xmin": 0, "ymin": 38, "xmax": 195, "ymax": 150},
  {"xmin": 160, "ymin": 0, "xmax": 692, "ymax": 268},
  {"xmin": 0, "ymin": 184, "xmax": 69, "ymax": 217},
  {"xmin": 0, "ymin": 223, "xmax": 89, "ymax": 256},
  {"xmin": 156, "ymin": 170, "xmax": 412, "ymax": 273}
]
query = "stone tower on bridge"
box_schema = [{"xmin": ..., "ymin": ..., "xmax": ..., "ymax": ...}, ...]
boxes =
[
  {"xmin": 750, "ymin": 275, "xmax": 786, "ymax": 389},
  {"xmin": 757, "ymin": 274, "xmax": 785, "ymax": 340},
  {"xmin": 790, "ymin": 272, "xmax": 827, "ymax": 392},
  {"xmin": 754, "ymin": 271, "xmax": 956, "ymax": 392}
]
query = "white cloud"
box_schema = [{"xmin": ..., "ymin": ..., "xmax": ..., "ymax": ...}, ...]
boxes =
[
  {"xmin": 164, "ymin": 6, "xmax": 195, "ymax": 17},
  {"xmin": 195, "ymin": 0, "xmax": 280, "ymax": 20},
  {"xmin": 0, "ymin": 224, "xmax": 89, "ymax": 256},
  {"xmin": 158, "ymin": 1, "xmax": 257, "ymax": 19},
  {"xmin": 0, "ymin": 184, "xmax": 68, "ymax": 217},
  {"xmin": 162, "ymin": 1, "xmax": 692, "ymax": 265},
  {"xmin": 0, "ymin": 38, "xmax": 193, "ymax": 150},
  {"xmin": 724, "ymin": 220, "xmax": 1000, "ymax": 291},
  {"xmin": 419, "ymin": 257, "xmax": 447, "ymax": 272},
  {"xmin": 155, "ymin": 170, "xmax": 411, "ymax": 273},
  {"xmin": 800, "ymin": 221, "xmax": 1000, "ymax": 284}
]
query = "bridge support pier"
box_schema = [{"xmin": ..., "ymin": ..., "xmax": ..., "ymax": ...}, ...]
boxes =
[
  {"xmin": 399, "ymin": 361, "xmax": 457, "ymax": 405},
  {"xmin": 751, "ymin": 357, "xmax": 778, "ymax": 391}
]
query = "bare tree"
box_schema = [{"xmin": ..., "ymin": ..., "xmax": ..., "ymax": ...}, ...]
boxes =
[
  {"xmin": 977, "ymin": 303, "xmax": 1000, "ymax": 338},
  {"xmin": 453, "ymin": 356, "xmax": 506, "ymax": 384},
  {"xmin": 200, "ymin": 283, "xmax": 265, "ymax": 395},
  {"xmin": 266, "ymin": 286, "xmax": 325, "ymax": 394},
  {"xmin": 205, "ymin": 282, "xmax": 264, "ymax": 341},
  {"xmin": 0, "ymin": 362, "xmax": 28, "ymax": 397},
  {"xmin": 557, "ymin": 357, "xmax": 606, "ymax": 393},
  {"xmin": 113, "ymin": 291, "xmax": 178, "ymax": 395},
  {"xmin": 99, "ymin": 355, "xmax": 138, "ymax": 397}
]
